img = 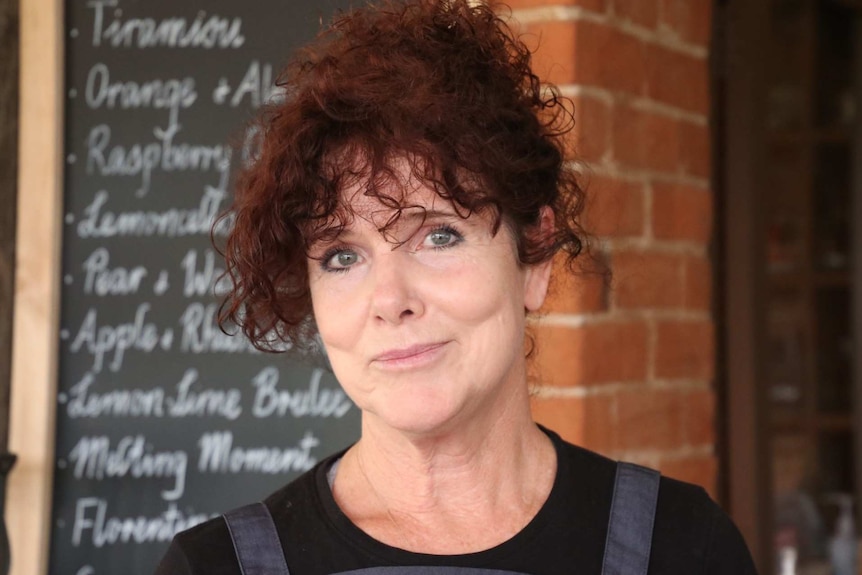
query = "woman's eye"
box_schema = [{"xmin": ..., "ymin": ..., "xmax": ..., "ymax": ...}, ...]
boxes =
[
  {"xmin": 424, "ymin": 226, "xmax": 462, "ymax": 248},
  {"xmin": 323, "ymin": 249, "xmax": 359, "ymax": 271}
]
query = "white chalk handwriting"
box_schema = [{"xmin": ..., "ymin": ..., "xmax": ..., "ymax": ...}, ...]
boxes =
[
  {"xmin": 212, "ymin": 60, "xmax": 284, "ymax": 109},
  {"xmin": 165, "ymin": 368, "xmax": 242, "ymax": 420},
  {"xmin": 66, "ymin": 369, "xmax": 247, "ymax": 421},
  {"xmin": 82, "ymin": 247, "xmax": 148, "ymax": 296},
  {"xmin": 88, "ymin": 0, "xmax": 245, "ymax": 49},
  {"xmin": 197, "ymin": 430, "xmax": 320, "ymax": 475},
  {"xmin": 67, "ymin": 372, "xmax": 165, "ymax": 418},
  {"xmin": 86, "ymin": 121, "xmax": 230, "ymax": 197},
  {"xmin": 69, "ymin": 303, "xmax": 168, "ymax": 373},
  {"xmin": 68, "ymin": 435, "xmax": 187, "ymax": 501},
  {"xmin": 181, "ymin": 249, "xmax": 230, "ymax": 298},
  {"xmin": 178, "ymin": 302, "xmax": 262, "ymax": 354},
  {"xmin": 85, "ymin": 63, "xmax": 197, "ymax": 126},
  {"xmin": 252, "ymin": 367, "xmax": 352, "ymax": 419},
  {"xmin": 71, "ymin": 497, "xmax": 212, "ymax": 548},
  {"xmin": 76, "ymin": 185, "xmax": 228, "ymax": 239}
]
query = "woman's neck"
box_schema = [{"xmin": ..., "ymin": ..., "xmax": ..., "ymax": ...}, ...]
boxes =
[{"xmin": 331, "ymin": 403, "xmax": 557, "ymax": 553}]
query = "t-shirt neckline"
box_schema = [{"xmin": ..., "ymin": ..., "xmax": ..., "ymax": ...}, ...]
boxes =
[{"xmin": 313, "ymin": 426, "xmax": 568, "ymax": 566}]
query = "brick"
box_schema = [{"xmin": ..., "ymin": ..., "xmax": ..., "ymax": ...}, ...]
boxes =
[
  {"xmin": 645, "ymin": 44, "xmax": 709, "ymax": 114},
  {"xmin": 509, "ymin": 0, "xmax": 606, "ymax": 10},
  {"xmin": 682, "ymin": 387, "xmax": 716, "ymax": 446},
  {"xmin": 530, "ymin": 394, "xmax": 618, "ymax": 454},
  {"xmin": 613, "ymin": 105, "xmax": 681, "ymax": 173},
  {"xmin": 535, "ymin": 321, "xmax": 649, "ymax": 386},
  {"xmin": 652, "ymin": 182, "xmax": 712, "ymax": 243},
  {"xmin": 679, "ymin": 121, "xmax": 711, "ymax": 178},
  {"xmin": 655, "ymin": 319, "xmax": 715, "ymax": 379},
  {"xmin": 682, "ymin": 253, "xmax": 711, "ymax": 311},
  {"xmin": 611, "ymin": 250, "xmax": 685, "ymax": 310},
  {"xmin": 572, "ymin": 21, "xmax": 647, "ymax": 96},
  {"xmin": 543, "ymin": 254, "xmax": 610, "ymax": 314},
  {"xmin": 617, "ymin": 387, "xmax": 684, "ymax": 450},
  {"xmin": 641, "ymin": 112, "xmax": 682, "ymax": 173},
  {"xmin": 612, "ymin": 105, "xmax": 647, "ymax": 169},
  {"xmin": 570, "ymin": 95, "xmax": 611, "ymax": 162},
  {"xmin": 659, "ymin": 0, "xmax": 713, "ymax": 47},
  {"xmin": 526, "ymin": 21, "xmax": 648, "ymax": 93},
  {"xmin": 614, "ymin": 0, "xmax": 659, "ymax": 29},
  {"xmin": 659, "ymin": 454, "xmax": 718, "ymax": 497},
  {"xmin": 525, "ymin": 20, "xmax": 578, "ymax": 85},
  {"xmin": 581, "ymin": 175, "xmax": 645, "ymax": 238},
  {"xmin": 614, "ymin": 109, "xmax": 709, "ymax": 177}
]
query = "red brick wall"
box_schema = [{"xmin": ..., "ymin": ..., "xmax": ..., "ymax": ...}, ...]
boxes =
[{"xmin": 510, "ymin": 0, "xmax": 718, "ymax": 495}]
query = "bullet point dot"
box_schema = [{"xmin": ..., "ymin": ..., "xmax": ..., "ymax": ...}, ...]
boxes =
[
  {"xmin": 60, "ymin": 329, "xmax": 70, "ymax": 340},
  {"xmin": 64, "ymin": 275, "xmax": 73, "ymax": 285},
  {"xmin": 57, "ymin": 519, "xmax": 66, "ymax": 528},
  {"xmin": 57, "ymin": 459, "xmax": 67, "ymax": 469},
  {"xmin": 68, "ymin": 88, "xmax": 77, "ymax": 98},
  {"xmin": 69, "ymin": 29, "xmax": 78, "ymax": 38},
  {"xmin": 65, "ymin": 213, "xmax": 74, "ymax": 224},
  {"xmin": 58, "ymin": 393, "xmax": 67, "ymax": 403},
  {"xmin": 67, "ymin": 154, "xmax": 76, "ymax": 164}
]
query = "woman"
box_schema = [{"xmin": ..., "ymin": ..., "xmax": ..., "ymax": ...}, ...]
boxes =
[{"xmin": 155, "ymin": 1, "xmax": 758, "ymax": 573}]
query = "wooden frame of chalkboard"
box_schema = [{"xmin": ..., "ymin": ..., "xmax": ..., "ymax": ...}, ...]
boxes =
[
  {"xmin": 9, "ymin": 1, "xmax": 64, "ymax": 575},
  {"xmin": 8, "ymin": 2, "xmax": 363, "ymax": 574}
]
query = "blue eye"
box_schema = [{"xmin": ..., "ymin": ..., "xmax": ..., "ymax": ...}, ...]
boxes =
[
  {"xmin": 424, "ymin": 226, "xmax": 462, "ymax": 248},
  {"xmin": 322, "ymin": 248, "xmax": 359, "ymax": 272}
]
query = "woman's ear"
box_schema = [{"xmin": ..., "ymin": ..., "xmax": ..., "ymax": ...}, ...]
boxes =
[{"xmin": 523, "ymin": 206, "xmax": 555, "ymax": 312}]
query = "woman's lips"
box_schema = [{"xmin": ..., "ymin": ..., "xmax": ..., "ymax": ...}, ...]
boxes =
[{"xmin": 372, "ymin": 342, "xmax": 449, "ymax": 367}]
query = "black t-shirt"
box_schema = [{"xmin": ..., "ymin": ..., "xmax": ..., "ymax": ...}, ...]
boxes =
[{"xmin": 154, "ymin": 429, "xmax": 758, "ymax": 574}]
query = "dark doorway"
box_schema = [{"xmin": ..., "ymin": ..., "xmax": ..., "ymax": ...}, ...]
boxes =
[{"xmin": 717, "ymin": 0, "xmax": 862, "ymax": 573}]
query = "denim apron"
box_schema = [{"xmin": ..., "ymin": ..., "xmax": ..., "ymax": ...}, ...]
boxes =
[{"xmin": 223, "ymin": 462, "xmax": 660, "ymax": 575}]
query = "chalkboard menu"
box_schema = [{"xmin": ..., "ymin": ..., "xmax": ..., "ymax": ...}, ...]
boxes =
[{"xmin": 53, "ymin": 2, "xmax": 360, "ymax": 574}]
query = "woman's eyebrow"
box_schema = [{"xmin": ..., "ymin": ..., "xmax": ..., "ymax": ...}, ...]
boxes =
[
  {"xmin": 399, "ymin": 208, "xmax": 461, "ymax": 224},
  {"xmin": 311, "ymin": 228, "xmax": 357, "ymax": 246},
  {"xmin": 309, "ymin": 207, "xmax": 465, "ymax": 249}
]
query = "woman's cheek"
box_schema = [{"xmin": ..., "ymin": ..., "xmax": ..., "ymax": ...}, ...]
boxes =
[
  {"xmin": 311, "ymin": 275, "xmax": 366, "ymax": 344},
  {"xmin": 311, "ymin": 264, "xmax": 368, "ymax": 297}
]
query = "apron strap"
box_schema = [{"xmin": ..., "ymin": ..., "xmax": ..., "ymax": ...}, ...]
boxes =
[
  {"xmin": 600, "ymin": 462, "xmax": 661, "ymax": 575},
  {"xmin": 224, "ymin": 463, "xmax": 658, "ymax": 575},
  {"xmin": 224, "ymin": 502, "xmax": 290, "ymax": 575}
]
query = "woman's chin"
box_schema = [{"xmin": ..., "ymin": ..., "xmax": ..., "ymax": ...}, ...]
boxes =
[{"xmin": 365, "ymin": 397, "xmax": 469, "ymax": 439}]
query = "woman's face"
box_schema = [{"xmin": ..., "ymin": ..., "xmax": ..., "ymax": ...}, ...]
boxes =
[{"xmin": 307, "ymin": 168, "xmax": 552, "ymax": 437}]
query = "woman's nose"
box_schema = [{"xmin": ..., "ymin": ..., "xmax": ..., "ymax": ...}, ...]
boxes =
[{"xmin": 368, "ymin": 252, "xmax": 424, "ymax": 324}]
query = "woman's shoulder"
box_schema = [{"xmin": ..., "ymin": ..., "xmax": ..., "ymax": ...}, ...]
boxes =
[
  {"xmin": 548, "ymin": 429, "xmax": 757, "ymax": 574},
  {"xmin": 652, "ymin": 475, "xmax": 757, "ymax": 574},
  {"xmin": 153, "ymin": 510, "xmax": 239, "ymax": 575},
  {"xmin": 153, "ymin": 462, "xmax": 323, "ymax": 575}
]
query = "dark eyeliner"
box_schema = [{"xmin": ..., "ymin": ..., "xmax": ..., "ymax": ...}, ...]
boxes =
[
  {"xmin": 319, "ymin": 245, "xmax": 353, "ymax": 273},
  {"xmin": 428, "ymin": 224, "xmax": 464, "ymax": 249}
]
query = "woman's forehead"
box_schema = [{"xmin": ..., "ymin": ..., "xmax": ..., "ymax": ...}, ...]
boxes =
[
  {"xmin": 340, "ymin": 181, "xmax": 454, "ymax": 222},
  {"xmin": 318, "ymin": 189, "xmax": 470, "ymax": 248},
  {"xmin": 307, "ymin": 152, "xmax": 494, "ymax": 242}
]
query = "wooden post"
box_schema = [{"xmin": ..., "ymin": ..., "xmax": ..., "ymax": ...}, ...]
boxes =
[
  {"xmin": 0, "ymin": 0, "xmax": 20, "ymax": 455},
  {"xmin": 721, "ymin": 0, "xmax": 772, "ymax": 572},
  {"xmin": 8, "ymin": 0, "xmax": 63, "ymax": 573},
  {"xmin": 853, "ymin": 11, "xmax": 862, "ymax": 532}
]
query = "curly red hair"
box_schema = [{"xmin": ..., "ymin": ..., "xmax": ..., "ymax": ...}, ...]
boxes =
[{"xmin": 219, "ymin": 0, "xmax": 587, "ymax": 351}]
